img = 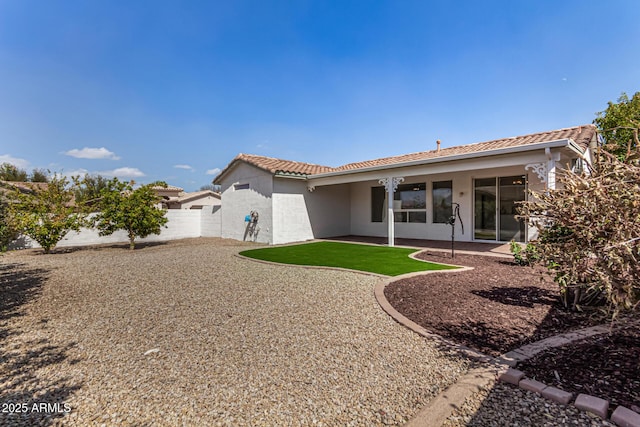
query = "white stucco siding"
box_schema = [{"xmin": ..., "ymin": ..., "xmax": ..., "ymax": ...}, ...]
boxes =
[
  {"xmin": 272, "ymin": 192, "xmax": 314, "ymax": 244},
  {"xmin": 179, "ymin": 195, "xmax": 221, "ymax": 209},
  {"xmin": 271, "ymin": 178, "xmax": 350, "ymax": 244},
  {"xmin": 219, "ymin": 163, "xmax": 273, "ymax": 243},
  {"xmin": 305, "ymin": 183, "xmax": 351, "ymax": 238},
  {"xmin": 200, "ymin": 205, "xmax": 221, "ymax": 237}
]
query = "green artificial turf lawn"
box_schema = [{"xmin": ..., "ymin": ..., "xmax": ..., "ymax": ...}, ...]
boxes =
[{"xmin": 239, "ymin": 241, "xmax": 459, "ymax": 276}]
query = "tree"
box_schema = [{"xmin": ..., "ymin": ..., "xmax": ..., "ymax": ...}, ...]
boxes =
[
  {"xmin": 0, "ymin": 163, "xmax": 28, "ymax": 182},
  {"xmin": 594, "ymin": 92, "xmax": 640, "ymax": 161},
  {"xmin": 30, "ymin": 168, "xmax": 49, "ymax": 183},
  {"xmin": 94, "ymin": 179, "xmax": 168, "ymax": 250},
  {"xmin": 73, "ymin": 174, "xmax": 110, "ymax": 209},
  {"xmin": 0, "ymin": 192, "xmax": 18, "ymax": 252},
  {"xmin": 200, "ymin": 183, "xmax": 221, "ymax": 192},
  {"xmin": 518, "ymin": 148, "xmax": 640, "ymax": 316},
  {"xmin": 7, "ymin": 175, "xmax": 88, "ymax": 254}
]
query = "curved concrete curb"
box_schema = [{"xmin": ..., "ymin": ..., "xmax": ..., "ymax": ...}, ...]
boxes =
[{"xmin": 375, "ymin": 272, "xmax": 640, "ymax": 427}]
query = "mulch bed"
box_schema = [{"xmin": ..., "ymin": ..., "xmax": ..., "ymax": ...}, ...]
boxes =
[{"xmin": 384, "ymin": 250, "xmax": 639, "ymax": 410}]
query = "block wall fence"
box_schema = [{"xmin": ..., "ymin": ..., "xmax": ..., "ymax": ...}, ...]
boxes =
[{"xmin": 9, "ymin": 205, "xmax": 222, "ymax": 250}]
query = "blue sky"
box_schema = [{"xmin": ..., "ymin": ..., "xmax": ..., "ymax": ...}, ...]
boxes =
[{"xmin": 1, "ymin": 1, "xmax": 638, "ymax": 191}]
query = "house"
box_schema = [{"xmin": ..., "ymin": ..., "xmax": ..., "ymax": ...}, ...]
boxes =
[
  {"xmin": 213, "ymin": 125, "xmax": 597, "ymax": 246},
  {"xmin": 0, "ymin": 180, "xmax": 50, "ymax": 196},
  {"xmin": 151, "ymin": 185, "xmax": 221, "ymax": 210}
]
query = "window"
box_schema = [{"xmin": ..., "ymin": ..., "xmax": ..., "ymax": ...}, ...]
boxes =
[
  {"xmin": 394, "ymin": 183, "xmax": 427, "ymax": 223},
  {"xmin": 372, "ymin": 183, "xmax": 427, "ymax": 223},
  {"xmin": 371, "ymin": 186, "xmax": 385, "ymax": 222},
  {"xmin": 234, "ymin": 183, "xmax": 250, "ymax": 190},
  {"xmin": 432, "ymin": 181, "xmax": 452, "ymax": 223}
]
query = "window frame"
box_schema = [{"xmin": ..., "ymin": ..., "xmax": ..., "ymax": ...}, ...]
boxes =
[{"xmin": 432, "ymin": 180, "xmax": 453, "ymax": 224}]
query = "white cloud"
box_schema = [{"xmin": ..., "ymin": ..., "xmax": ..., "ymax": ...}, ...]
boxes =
[
  {"xmin": 0, "ymin": 154, "xmax": 30, "ymax": 169},
  {"xmin": 100, "ymin": 167, "xmax": 145, "ymax": 178},
  {"xmin": 64, "ymin": 147, "xmax": 120, "ymax": 160},
  {"xmin": 174, "ymin": 164, "xmax": 193, "ymax": 170},
  {"xmin": 205, "ymin": 168, "xmax": 221, "ymax": 175}
]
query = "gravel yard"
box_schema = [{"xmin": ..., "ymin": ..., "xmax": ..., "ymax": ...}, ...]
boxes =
[{"xmin": 0, "ymin": 238, "xmax": 471, "ymax": 426}]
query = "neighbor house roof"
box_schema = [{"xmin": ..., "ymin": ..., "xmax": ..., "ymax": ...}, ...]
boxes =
[
  {"xmin": 151, "ymin": 184, "xmax": 184, "ymax": 192},
  {"xmin": 214, "ymin": 125, "xmax": 596, "ymax": 183},
  {"xmin": 175, "ymin": 190, "xmax": 220, "ymax": 203},
  {"xmin": 0, "ymin": 180, "xmax": 50, "ymax": 194}
]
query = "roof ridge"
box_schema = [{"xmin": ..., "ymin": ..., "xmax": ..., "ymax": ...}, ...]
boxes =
[
  {"xmin": 336, "ymin": 124, "xmax": 595, "ymax": 170},
  {"xmin": 239, "ymin": 153, "xmax": 334, "ymax": 168}
]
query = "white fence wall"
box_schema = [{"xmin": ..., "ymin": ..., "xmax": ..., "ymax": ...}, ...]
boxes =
[
  {"xmin": 10, "ymin": 208, "xmax": 221, "ymax": 250},
  {"xmin": 200, "ymin": 205, "xmax": 221, "ymax": 237}
]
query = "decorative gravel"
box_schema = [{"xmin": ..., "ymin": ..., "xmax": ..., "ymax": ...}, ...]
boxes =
[
  {"xmin": 0, "ymin": 238, "xmax": 471, "ymax": 426},
  {"xmin": 443, "ymin": 382, "xmax": 616, "ymax": 427}
]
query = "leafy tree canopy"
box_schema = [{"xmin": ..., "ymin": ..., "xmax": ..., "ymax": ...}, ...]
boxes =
[
  {"xmin": 0, "ymin": 163, "xmax": 28, "ymax": 182},
  {"xmin": 73, "ymin": 174, "xmax": 110, "ymax": 209},
  {"xmin": 519, "ymin": 148, "xmax": 640, "ymax": 317},
  {"xmin": 200, "ymin": 183, "xmax": 221, "ymax": 192},
  {"xmin": 0, "ymin": 163, "xmax": 50, "ymax": 183},
  {"xmin": 594, "ymin": 92, "xmax": 640, "ymax": 161},
  {"xmin": 94, "ymin": 179, "xmax": 169, "ymax": 250},
  {"xmin": 7, "ymin": 174, "xmax": 88, "ymax": 253},
  {"xmin": 30, "ymin": 168, "xmax": 49, "ymax": 183},
  {"xmin": 0, "ymin": 192, "xmax": 18, "ymax": 252}
]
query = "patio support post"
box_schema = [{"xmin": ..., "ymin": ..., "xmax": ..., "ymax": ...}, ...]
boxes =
[
  {"xmin": 545, "ymin": 147, "xmax": 560, "ymax": 191},
  {"xmin": 379, "ymin": 176, "xmax": 404, "ymax": 247}
]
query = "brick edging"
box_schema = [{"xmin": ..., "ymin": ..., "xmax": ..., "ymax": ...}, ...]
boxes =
[
  {"xmin": 495, "ymin": 319, "xmax": 640, "ymax": 427},
  {"xmin": 498, "ymin": 367, "xmax": 640, "ymax": 426}
]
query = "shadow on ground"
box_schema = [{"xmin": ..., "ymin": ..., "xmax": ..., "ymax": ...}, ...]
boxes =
[{"xmin": 0, "ymin": 262, "xmax": 81, "ymax": 426}]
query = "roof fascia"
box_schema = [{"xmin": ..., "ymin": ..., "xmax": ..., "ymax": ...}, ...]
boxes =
[
  {"xmin": 309, "ymin": 138, "xmax": 578, "ymax": 179},
  {"xmin": 274, "ymin": 173, "xmax": 307, "ymax": 180}
]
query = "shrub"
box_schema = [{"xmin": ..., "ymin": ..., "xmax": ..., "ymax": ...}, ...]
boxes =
[{"xmin": 518, "ymin": 149, "xmax": 640, "ymax": 316}]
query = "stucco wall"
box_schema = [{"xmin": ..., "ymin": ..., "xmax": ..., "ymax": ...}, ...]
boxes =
[
  {"xmin": 219, "ymin": 162, "xmax": 273, "ymax": 243},
  {"xmin": 200, "ymin": 205, "xmax": 222, "ymax": 237},
  {"xmin": 271, "ymin": 178, "xmax": 350, "ymax": 244},
  {"xmin": 178, "ymin": 195, "xmax": 221, "ymax": 210},
  {"xmin": 12, "ymin": 209, "xmax": 210, "ymax": 250}
]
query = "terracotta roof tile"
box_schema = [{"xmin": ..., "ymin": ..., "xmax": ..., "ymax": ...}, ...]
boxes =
[
  {"xmin": 335, "ymin": 125, "xmax": 596, "ymax": 171},
  {"xmin": 232, "ymin": 153, "xmax": 336, "ymax": 175},
  {"xmin": 151, "ymin": 184, "xmax": 184, "ymax": 191},
  {"xmin": 215, "ymin": 125, "xmax": 596, "ymax": 181},
  {"xmin": 176, "ymin": 190, "xmax": 220, "ymax": 203}
]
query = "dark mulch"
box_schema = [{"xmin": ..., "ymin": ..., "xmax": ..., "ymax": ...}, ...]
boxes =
[
  {"xmin": 518, "ymin": 326, "xmax": 640, "ymax": 411},
  {"xmin": 384, "ymin": 250, "xmax": 639, "ymax": 410}
]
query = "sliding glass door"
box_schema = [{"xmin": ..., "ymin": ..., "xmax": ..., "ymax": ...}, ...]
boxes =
[
  {"xmin": 474, "ymin": 178, "xmax": 496, "ymax": 240},
  {"xmin": 474, "ymin": 176, "xmax": 526, "ymax": 242}
]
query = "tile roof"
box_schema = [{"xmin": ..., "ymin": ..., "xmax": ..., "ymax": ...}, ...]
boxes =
[
  {"xmin": 151, "ymin": 184, "xmax": 184, "ymax": 192},
  {"xmin": 335, "ymin": 125, "xmax": 596, "ymax": 171},
  {"xmin": 225, "ymin": 153, "xmax": 336, "ymax": 176},
  {"xmin": 0, "ymin": 181, "xmax": 50, "ymax": 193},
  {"xmin": 176, "ymin": 190, "xmax": 220, "ymax": 203},
  {"xmin": 215, "ymin": 125, "xmax": 596, "ymax": 181}
]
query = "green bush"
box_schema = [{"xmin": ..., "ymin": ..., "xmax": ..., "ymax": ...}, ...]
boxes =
[
  {"xmin": 509, "ymin": 241, "xmax": 540, "ymax": 266},
  {"xmin": 518, "ymin": 149, "xmax": 640, "ymax": 316}
]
